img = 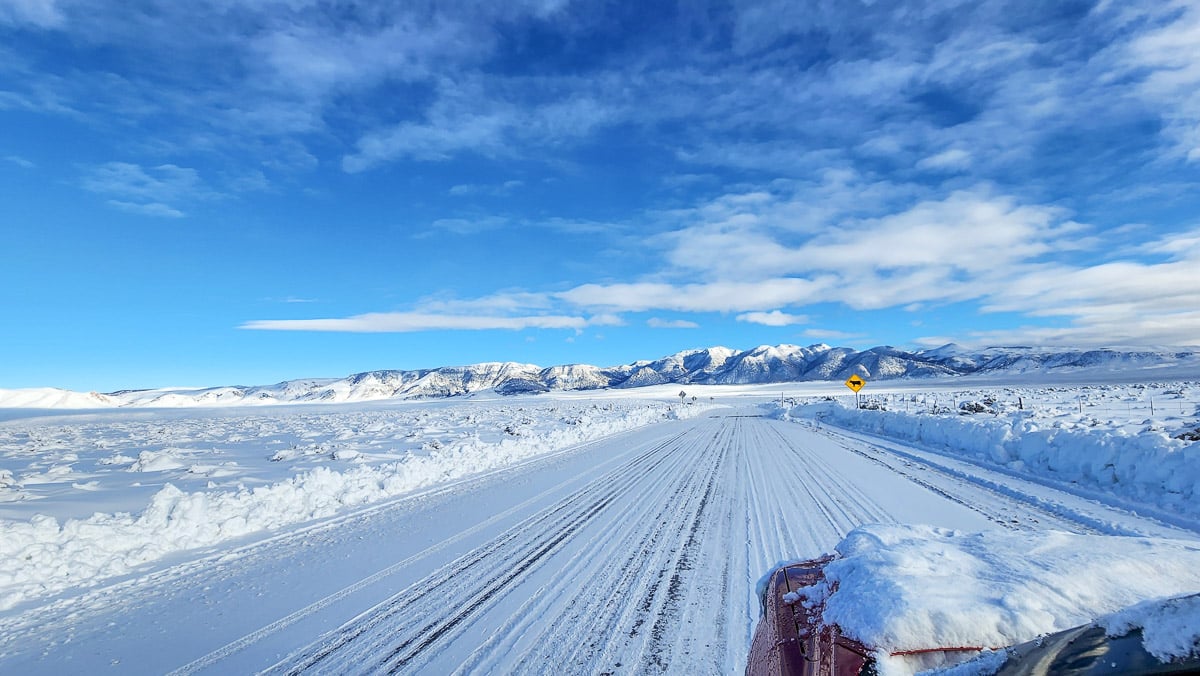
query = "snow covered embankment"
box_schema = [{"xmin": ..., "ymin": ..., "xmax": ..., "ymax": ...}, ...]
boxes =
[
  {"xmin": 0, "ymin": 402, "xmax": 709, "ymax": 612},
  {"xmin": 780, "ymin": 400, "xmax": 1200, "ymax": 524}
]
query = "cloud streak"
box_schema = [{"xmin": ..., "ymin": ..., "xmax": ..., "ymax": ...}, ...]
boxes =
[
  {"xmin": 736, "ymin": 311, "xmax": 808, "ymax": 327},
  {"xmin": 647, "ymin": 318, "xmax": 699, "ymax": 329},
  {"xmin": 241, "ymin": 312, "xmax": 622, "ymax": 333},
  {"xmin": 81, "ymin": 162, "xmax": 214, "ymax": 216}
]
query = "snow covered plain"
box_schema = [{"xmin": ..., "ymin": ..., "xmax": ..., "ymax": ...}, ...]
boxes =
[
  {"xmin": 0, "ymin": 397, "xmax": 701, "ymax": 611},
  {"xmin": 0, "ymin": 378, "xmax": 1197, "ymax": 674}
]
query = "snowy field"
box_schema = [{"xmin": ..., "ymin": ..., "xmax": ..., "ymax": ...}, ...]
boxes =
[
  {"xmin": 0, "ymin": 377, "xmax": 1198, "ymax": 673},
  {"xmin": 0, "ymin": 396, "xmax": 706, "ymax": 612}
]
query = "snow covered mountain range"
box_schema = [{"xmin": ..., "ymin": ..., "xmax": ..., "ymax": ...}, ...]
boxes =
[{"xmin": 5, "ymin": 343, "xmax": 1200, "ymax": 408}]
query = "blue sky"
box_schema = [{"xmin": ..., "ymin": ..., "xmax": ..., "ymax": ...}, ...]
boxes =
[{"xmin": 3, "ymin": 0, "xmax": 1200, "ymax": 391}]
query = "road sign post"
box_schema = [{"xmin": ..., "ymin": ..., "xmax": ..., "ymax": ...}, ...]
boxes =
[{"xmin": 844, "ymin": 374, "xmax": 866, "ymax": 409}]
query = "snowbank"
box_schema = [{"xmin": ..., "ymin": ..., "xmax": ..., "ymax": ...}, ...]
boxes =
[
  {"xmin": 0, "ymin": 400, "xmax": 708, "ymax": 612},
  {"xmin": 813, "ymin": 525, "xmax": 1200, "ymax": 675},
  {"xmin": 784, "ymin": 398, "xmax": 1200, "ymax": 523}
]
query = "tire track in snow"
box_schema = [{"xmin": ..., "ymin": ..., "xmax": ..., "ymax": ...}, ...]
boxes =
[
  {"xmin": 264, "ymin": 412, "xmax": 1118, "ymax": 675},
  {"xmin": 164, "ymin": 427, "xmax": 692, "ymax": 675},
  {"xmin": 266, "ymin": 428, "xmax": 698, "ymax": 674},
  {"xmin": 809, "ymin": 423, "xmax": 1110, "ymax": 534},
  {"xmin": 492, "ymin": 420, "xmax": 735, "ymax": 674}
]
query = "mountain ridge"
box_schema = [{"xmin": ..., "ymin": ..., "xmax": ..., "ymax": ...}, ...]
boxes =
[{"xmin": 5, "ymin": 343, "xmax": 1200, "ymax": 409}]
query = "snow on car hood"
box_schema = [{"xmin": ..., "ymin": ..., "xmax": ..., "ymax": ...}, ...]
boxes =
[{"xmin": 814, "ymin": 524, "xmax": 1200, "ymax": 673}]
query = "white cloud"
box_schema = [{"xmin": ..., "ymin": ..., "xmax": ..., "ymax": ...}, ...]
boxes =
[
  {"xmin": 647, "ymin": 318, "xmax": 699, "ymax": 329},
  {"xmin": 344, "ymin": 110, "xmax": 511, "ymax": 170},
  {"xmin": 802, "ymin": 329, "xmax": 866, "ymax": 341},
  {"xmin": 3, "ymin": 154, "xmax": 35, "ymax": 168},
  {"xmin": 249, "ymin": 20, "xmax": 462, "ymax": 100},
  {"xmin": 241, "ymin": 312, "xmax": 621, "ymax": 333},
  {"xmin": 616, "ymin": 185, "xmax": 1087, "ymax": 313},
  {"xmin": 426, "ymin": 216, "xmax": 510, "ymax": 235},
  {"xmin": 106, "ymin": 200, "xmax": 185, "ymax": 218},
  {"xmin": 238, "ymin": 183, "xmax": 1200, "ymax": 347},
  {"xmin": 960, "ymin": 310, "xmax": 1200, "ymax": 349},
  {"xmin": 343, "ymin": 76, "xmax": 618, "ymax": 171},
  {"xmin": 793, "ymin": 190, "xmax": 1074, "ymax": 276},
  {"xmin": 736, "ymin": 311, "xmax": 807, "ymax": 327},
  {"xmin": 1121, "ymin": 1, "xmax": 1200, "ymax": 161},
  {"xmin": 963, "ymin": 226, "xmax": 1200, "ymax": 347},
  {"xmin": 448, "ymin": 180, "xmax": 523, "ymax": 196},
  {"xmin": 0, "ymin": 0, "xmax": 63, "ymax": 28},
  {"xmin": 557, "ymin": 278, "xmax": 832, "ymax": 313},
  {"xmin": 413, "ymin": 292, "xmax": 556, "ymax": 315},
  {"xmin": 82, "ymin": 162, "xmax": 215, "ymax": 217},
  {"xmin": 82, "ymin": 162, "xmax": 204, "ymax": 201},
  {"xmin": 915, "ymin": 148, "xmax": 971, "ymax": 172}
]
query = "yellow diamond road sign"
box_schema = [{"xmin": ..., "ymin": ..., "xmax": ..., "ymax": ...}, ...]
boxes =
[{"xmin": 844, "ymin": 375, "xmax": 866, "ymax": 393}]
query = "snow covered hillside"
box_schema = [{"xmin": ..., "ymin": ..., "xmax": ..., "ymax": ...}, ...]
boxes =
[{"xmin": 4, "ymin": 344, "xmax": 1200, "ymax": 409}]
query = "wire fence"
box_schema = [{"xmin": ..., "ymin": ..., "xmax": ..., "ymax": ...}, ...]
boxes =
[{"xmin": 785, "ymin": 393, "xmax": 1200, "ymax": 419}]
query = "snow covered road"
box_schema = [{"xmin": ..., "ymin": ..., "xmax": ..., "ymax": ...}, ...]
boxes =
[{"xmin": 0, "ymin": 409, "xmax": 1193, "ymax": 674}]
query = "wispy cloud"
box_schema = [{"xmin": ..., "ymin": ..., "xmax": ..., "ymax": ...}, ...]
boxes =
[
  {"xmin": 448, "ymin": 180, "xmax": 524, "ymax": 196},
  {"xmin": 736, "ymin": 311, "xmax": 808, "ymax": 327},
  {"xmin": 915, "ymin": 148, "xmax": 971, "ymax": 173},
  {"xmin": 426, "ymin": 216, "xmax": 510, "ymax": 236},
  {"xmin": 3, "ymin": 154, "xmax": 35, "ymax": 168},
  {"xmin": 12, "ymin": 0, "xmax": 1199, "ymax": 188},
  {"xmin": 81, "ymin": 162, "xmax": 213, "ymax": 216},
  {"xmin": 1120, "ymin": 1, "xmax": 1200, "ymax": 161},
  {"xmin": 0, "ymin": 0, "xmax": 64, "ymax": 28},
  {"xmin": 421, "ymin": 214, "xmax": 624, "ymax": 238},
  {"xmin": 106, "ymin": 200, "xmax": 184, "ymax": 218},
  {"xmin": 241, "ymin": 312, "xmax": 622, "ymax": 333},
  {"xmin": 967, "ymin": 227, "xmax": 1200, "ymax": 346},
  {"xmin": 802, "ymin": 329, "xmax": 867, "ymax": 341},
  {"xmin": 647, "ymin": 318, "xmax": 699, "ymax": 329},
  {"xmin": 342, "ymin": 82, "xmax": 617, "ymax": 171},
  {"xmin": 558, "ymin": 279, "xmax": 831, "ymax": 314}
]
